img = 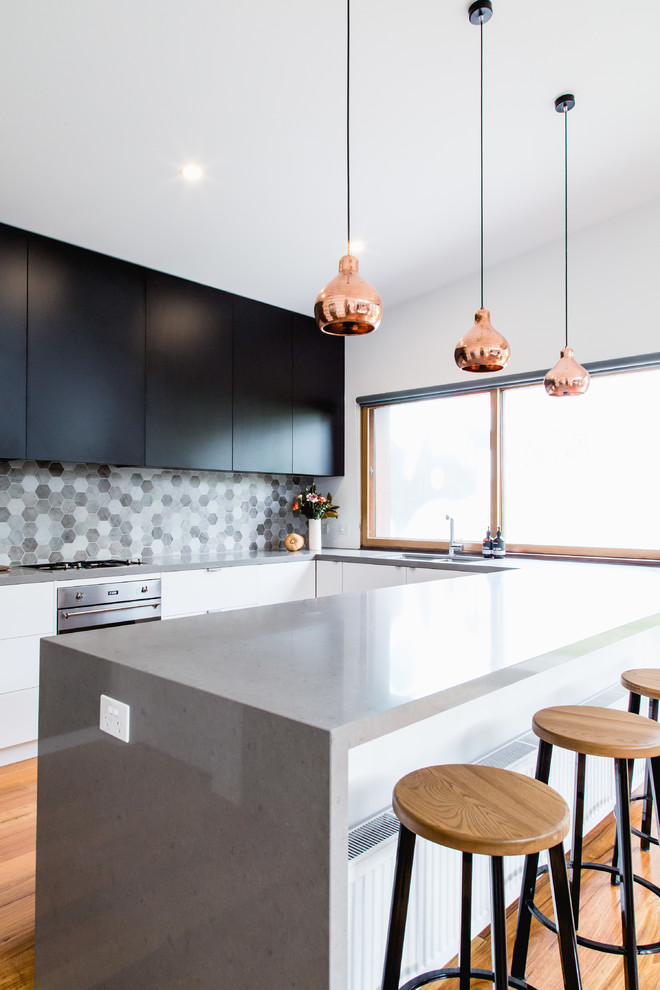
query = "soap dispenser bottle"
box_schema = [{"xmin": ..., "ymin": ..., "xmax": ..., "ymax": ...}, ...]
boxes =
[
  {"xmin": 482, "ymin": 527, "xmax": 493, "ymax": 558},
  {"xmin": 492, "ymin": 526, "xmax": 506, "ymax": 558}
]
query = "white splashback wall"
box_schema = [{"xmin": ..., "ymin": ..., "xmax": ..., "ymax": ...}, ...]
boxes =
[{"xmin": 324, "ymin": 197, "xmax": 660, "ymax": 548}]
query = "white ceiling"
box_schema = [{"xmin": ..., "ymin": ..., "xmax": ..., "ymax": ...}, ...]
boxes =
[{"xmin": 0, "ymin": 0, "xmax": 658, "ymax": 317}]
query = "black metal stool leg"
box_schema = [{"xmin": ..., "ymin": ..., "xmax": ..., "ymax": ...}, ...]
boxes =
[
  {"xmin": 640, "ymin": 761, "xmax": 653, "ymax": 851},
  {"xmin": 490, "ymin": 856, "xmax": 508, "ymax": 990},
  {"xmin": 570, "ymin": 752, "xmax": 586, "ymax": 927},
  {"xmin": 511, "ymin": 739, "xmax": 553, "ymax": 979},
  {"xmin": 612, "ymin": 692, "xmax": 643, "ymax": 880},
  {"xmin": 459, "ymin": 853, "xmax": 473, "ymax": 990},
  {"xmin": 640, "ymin": 698, "xmax": 659, "ymax": 850},
  {"xmin": 649, "ymin": 753, "xmax": 660, "ymax": 850},
  {"xmin": 382, "ymin": 824, "xmax": 416, "ymax": 990},
  {"xmin": 614, "ymin": 757, "xmax": 639, "ymax": 990},
  {"xmin": 547, "ymin": 842, "xmax": 582, "ymax": 990}
]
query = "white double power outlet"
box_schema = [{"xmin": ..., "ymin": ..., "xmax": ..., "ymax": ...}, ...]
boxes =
[{"xmin": 100, "ymin": 694, "xmax": 131, "ymax": 742}]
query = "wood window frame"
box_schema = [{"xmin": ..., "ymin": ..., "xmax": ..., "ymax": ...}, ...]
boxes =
[{"xmin": 359, "ymin": 354, "xmax": 660, "ymax": 560}]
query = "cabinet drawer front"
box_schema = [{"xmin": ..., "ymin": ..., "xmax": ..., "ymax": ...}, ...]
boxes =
[
  {"xmin": 162, "ymin": 567, "xmax": 259, "ymax": 618},
  {"xmin": 406, "ymin": 567, "xmax": 472, "ymax": 583},
  {"xmin": 0, "ymin": 583, "xmax": 55, "ymax": 639},
  {"xmin": 257, "ymin": 561, "xmax": 315, "ymax": 606},
  {"xmin": 341, "ymin": 563, "xmax": 406, "ymax": 594},
  {"xmin": 0, "ymin": 688, "xmax": 38, "ymax": 749},
  {"xmin": 0, "ymin": 635, "xmax": 41, "ymax": 693},
  {"xmin": 315, "ymin": 560, "xmax": 343, "ymax": 598}
]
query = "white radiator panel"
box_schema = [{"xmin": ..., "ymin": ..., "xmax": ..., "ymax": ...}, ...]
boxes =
[{"xmin": 347, "ymin": 685, "xmax": 642, "ymax": 990}]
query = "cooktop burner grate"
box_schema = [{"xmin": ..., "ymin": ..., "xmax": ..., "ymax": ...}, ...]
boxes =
[{"xmin": 24, "ymin": 558, "xmax": 142, "ymax": 571}]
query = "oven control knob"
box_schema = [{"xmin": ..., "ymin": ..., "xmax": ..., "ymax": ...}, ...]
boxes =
[
  {"xmin": 76, "ymin": 592, "xmax": 83, "ymax": 600},
  {"xmin": 141, "ymin": 586, "xmax": 148, "ymax": 593}
]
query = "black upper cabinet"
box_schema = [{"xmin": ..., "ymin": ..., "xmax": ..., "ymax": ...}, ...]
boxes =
[
  {"xmin": 0, "ymin": 225, "xmax": 28, "ymax": 459},
  {"xmin": 292, "ymin": 314, "xmax": 344, "ymax": 477},
  {"xmin": 26, "ymin": 238, "xmax": 145, "ymax": 465},
  {"xmin": 145, "ymin": 272, "xmax": 233, "ymax": 471},
  {"xmin": 0, "ymin": 219, "xmax": 344, "ymax": 474},
  {"xmin": 233, "ymin": 296, "xmax": 293, "ymax": 473}
]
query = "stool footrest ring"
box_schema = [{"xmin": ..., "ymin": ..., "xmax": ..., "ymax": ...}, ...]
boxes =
[
  {"xmin": 570, "ymin": 857, "xmax": 660, "ymax": 899},
  {"xmin": 399, "ymin": 967, "xmax": 539, "ymax": 990},
  {"xmin": 529, "ymin": 854, "xmax": 660, "ymax": 959},
  {"xmin": 631, "ymin": 825, "xmax": 659, "ymax": 847}
]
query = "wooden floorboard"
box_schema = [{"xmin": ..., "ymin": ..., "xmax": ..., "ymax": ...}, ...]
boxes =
[
  {"xmin": 0, "ymin": 759, "xmax": 35, "ymax": 990},
  {"xmin": 0, "ymin": 758, "xmax": 658, "ymax": 988}
]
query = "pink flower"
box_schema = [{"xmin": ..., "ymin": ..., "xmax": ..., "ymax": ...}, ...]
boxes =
[{"xmin": 307, "ymin": 493, "xmax": 318, "ymax": 502}]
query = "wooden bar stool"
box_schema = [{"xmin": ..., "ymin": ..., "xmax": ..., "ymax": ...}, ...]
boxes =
[
  {"xmin": 381, "ymin": 764, "xmax": 582, "ymax": 990},
  {"xmin": 511, "ymin": 706, "xmax": 660, "ymax": 990},
  {"xmin": 621, "ymin": 668, "xmax": 660, "ymax": 850}
]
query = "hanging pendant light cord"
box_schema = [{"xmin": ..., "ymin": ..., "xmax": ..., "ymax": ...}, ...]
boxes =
[
  {"xmin": 563, "ymin": 106, "xmax": 568, "ymax": 348},
  {"xmin": 479, "ymin": 16, "xmax": 484, "ymax": 309},
  {"xmin": 346, "ymin": 0, "xmax": 351, "ymax": 255}
]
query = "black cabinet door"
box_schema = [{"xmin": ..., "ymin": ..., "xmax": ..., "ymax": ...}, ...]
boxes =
[
  {"xmin": 146, "ymin": 272, "xmax": 232, "ymax": 471},
  {"xmin": 0, "ymin": 225, "xmax": 28, "ymax": 459},
  {"xmin": 292, "ymin": 314, "xmax": 344, "ymax": 476},
  {"xmin": 26, "ymin": 237, "xmax": 145, "ymax": 465},
  {"xmin": 232, "ymin": 296, "xmax": 293, "ymax": 473}
]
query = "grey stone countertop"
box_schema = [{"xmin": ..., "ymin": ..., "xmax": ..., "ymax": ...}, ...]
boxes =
[
  {"xmin": 0, "ymin": 549, "xmax": 315, "ymax": 585},
  {"xmin": 43, "ymin": 556, "xmax": 660, "ymax": 749},
  {"xmin": 0, "ymin": 546, "xmax": 514, "ymax": 585}
]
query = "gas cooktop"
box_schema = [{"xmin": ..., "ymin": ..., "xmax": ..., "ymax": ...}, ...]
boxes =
[{"xmin": 24, "ymin": 558, "xmax": 143, "ymax": 571}]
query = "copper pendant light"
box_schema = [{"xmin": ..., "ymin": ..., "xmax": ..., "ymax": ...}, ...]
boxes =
[
  {"xmin": 314, "ymin": 0, "xmax": 382, "ymax": 336},
  {"xmin": 544, "ymin": 95, "xmax": 589, "ymax": 397},
  {"xmin": 455, "ymin": 1, "xmax": 510, "ymax": 374}
]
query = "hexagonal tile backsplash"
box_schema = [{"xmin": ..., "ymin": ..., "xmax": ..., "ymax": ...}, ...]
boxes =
[{"xmin": 0, "ymin": 461, "xmax": 314, "ymax": 565}]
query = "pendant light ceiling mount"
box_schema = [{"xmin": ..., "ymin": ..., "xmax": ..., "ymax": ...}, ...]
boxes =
[
  {"xmin": 544, "ymin": 92, "xmax": 590, "ymax": 397},
  {"xmin": 454, "ymin": 0, "xmax": 510, "ymax": 374},
  {"xmin": 555, "ymin": 93, "xmax": 575, "ymax": 113},
  {"xmin": 468, "ymin": 1, "xmax": 493, "ymax": 25},
  {"xmin": 313, "ymin": 0, "xmax": 382, "ymax": 337}
]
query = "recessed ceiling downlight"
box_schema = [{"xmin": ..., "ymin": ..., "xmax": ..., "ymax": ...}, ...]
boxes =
[{"xmin": 180, "ymin": 164, "xmax": 203, "ymax": 181}]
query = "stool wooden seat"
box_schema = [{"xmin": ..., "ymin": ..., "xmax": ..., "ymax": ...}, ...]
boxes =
[
  {"xmin": 532, "ymin": 704, "xmax": 660, "ymax": 759},
  {"xmin": 512, "ymin": 705, "xmax": 660, "ymax": 990},
  {"xmin": 621, "ymin": 668, "xmax": 660, "ymax": 701},
  {"xmin": 383, "ymin": 764, "xmax": 582, "ymax": 990},
  {"xmin": 393, "ymin": 764, "xmax": 570, "ymax": 857}
]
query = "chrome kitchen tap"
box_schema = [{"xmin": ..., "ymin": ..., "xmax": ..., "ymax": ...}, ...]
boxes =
[{"xmin": 446, "ymin": 514, "xmax": 463, "ymax": 558}]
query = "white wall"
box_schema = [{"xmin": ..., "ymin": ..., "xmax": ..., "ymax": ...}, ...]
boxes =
[{"xmin": 323, "ymin": 197, "xmax": 660, "ymax": 548}]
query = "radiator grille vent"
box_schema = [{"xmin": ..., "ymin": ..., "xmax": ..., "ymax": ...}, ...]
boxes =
[
  {"xmin": 587, "ymin": 685, "xmax": 628, "ymax": 708},
  {"xmin": 476, "ymin": 739, "xmax": 536, "ymax": 770},
  {"xmin": 348, "ymin": 810, "xmax": 399, "ymax": 861}
]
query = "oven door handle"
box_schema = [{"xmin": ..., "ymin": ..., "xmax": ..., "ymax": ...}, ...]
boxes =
[{"xmin": 60, "ymin": 602, "xmax": 160, "ymax": 619}]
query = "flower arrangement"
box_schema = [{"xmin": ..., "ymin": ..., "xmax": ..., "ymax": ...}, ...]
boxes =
[{"xmin": 291, "ymin": 483, "xmax": 339, "ymax": 521}]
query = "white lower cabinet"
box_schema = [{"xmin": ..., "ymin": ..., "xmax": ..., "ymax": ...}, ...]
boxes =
[
  {"xmin": 0, "ymin": 688, "xmax": 39, "ymax": 751},
  {"xmin": 0, "ymin": 634, "xmax": 42, "ymax": 694},
  {"xmin": 0, "ymin": 582, "xmax": 55, "ymax": 765},
  {"xmin": 405, "ymin": 566, "xmax": 471, "ymax": 583},
  {"xmin": 161, "ymin": 561, "xmax": 316, "ymax": 619},
  {"xmin": 316, "ymin": 559, "xmax": 473, "ymax": 597},
  {"xmin": 341, "ymin": 562, "xmax": 407, "ymax": 594},
  {"xmin": 161, "ymin": 566, "xmax": 259, "ymax": 619},
  {"xmin": 257, "ymin": 561, "xmax": 315, "ymax": 606},
  {"xmin": 316, "ymin": 560, "xmax": 343, "ymax": 598},
  {"xmin": 317, "ymin": 560, "xmax": 408, "ymax": 596}
]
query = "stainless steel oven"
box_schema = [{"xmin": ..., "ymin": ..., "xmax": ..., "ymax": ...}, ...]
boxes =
[{"xmin": 57, "ymin": 578, "xmax": 162, "ymax": 634}]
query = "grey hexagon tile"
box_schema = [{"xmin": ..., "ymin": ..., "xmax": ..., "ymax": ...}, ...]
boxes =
[{"xmin": 0, "ymin": 459, "xmax": 313, "ymax": 563}]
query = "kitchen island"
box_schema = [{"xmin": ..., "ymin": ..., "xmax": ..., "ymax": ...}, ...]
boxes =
[{"xmin": 34, "ymin": 558, "xmax": 660, "ymax": 989}]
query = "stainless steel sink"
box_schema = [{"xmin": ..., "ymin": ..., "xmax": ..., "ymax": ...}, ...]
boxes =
[{"xmin": 400, "ymin": 553, "xmax": 486, "ymax": 562}]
